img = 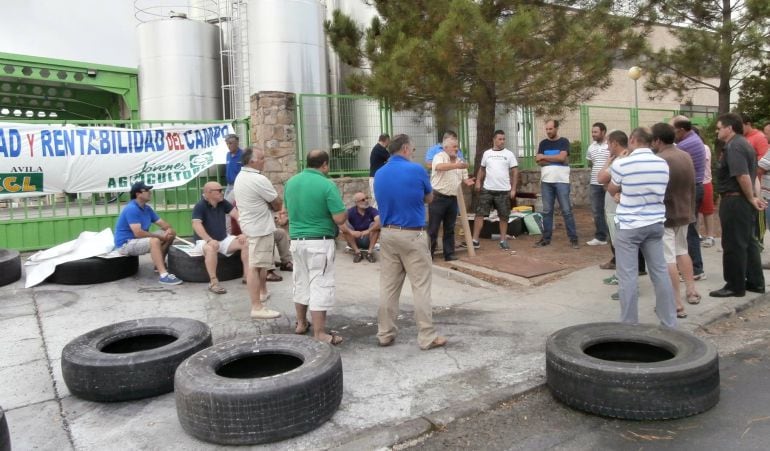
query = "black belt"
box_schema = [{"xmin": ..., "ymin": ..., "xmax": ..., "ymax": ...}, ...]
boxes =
[
  {"xmin": 721, "ymin": 192, "xmax": 742, "ymax": 197},
  {"xmin": 294, "ymin": 236, "xmax": 335, "ymax": 240},
  {"xmin": 383, "ymin": 225, "xmax": 425, "ymax": 231},
  {"xmin": 433, "ymin": 191, "xmax": 456, "ymax": 198}
]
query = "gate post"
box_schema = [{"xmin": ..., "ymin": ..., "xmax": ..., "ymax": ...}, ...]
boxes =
[{"xmin": 250, "ymin": 91, "xmax": 298, "ymax": 195}]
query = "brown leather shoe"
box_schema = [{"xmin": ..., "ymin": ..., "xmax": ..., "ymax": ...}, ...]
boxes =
[
  {"xmin": 421, "ymin": 336, "xmax": 447, "ymax": 350},
  {"xmin": 599, "ymin": 261, "xmax": 616, "ymax": 270}
]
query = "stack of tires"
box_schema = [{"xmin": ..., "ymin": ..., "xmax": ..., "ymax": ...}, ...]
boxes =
[{"xmin": 61, "ymin": 318, "xmax": 342, "ymax": 445}]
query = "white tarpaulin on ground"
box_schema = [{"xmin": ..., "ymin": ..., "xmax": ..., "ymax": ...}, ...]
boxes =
[
  {"xmin": 0, "ymin": 122, "xmax": 232, "ymax": 197},
  {"xmin": 24, "ymin": 228, "xmax": 117, "ymax": 288}
]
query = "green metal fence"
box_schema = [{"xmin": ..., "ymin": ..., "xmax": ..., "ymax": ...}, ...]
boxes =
[
  {"xmin": 296, "ymin": 94, "xmax": 541, "ymax": 175},
  {"xmin": 0, "ymin": 118, "xmax": 249, "ymax": 251},
  {"xmin": 575, "ymin": 105, "xmax": 716, "ymax": 167}
]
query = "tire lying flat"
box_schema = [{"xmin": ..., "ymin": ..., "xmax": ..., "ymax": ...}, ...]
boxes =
[
  {"xmin": 175, "ymin": 335, "xmax": 343, "ymax": 445},
  {"xmin": 0, "ymin": 249, "xmax": 21, "ymax": 287},
  {"xmin": 0, "ymin": 405, "xmax": 10, "ymax": 451},
  {"xmin": 62, "ymin": 317, "xmax": 212, "ymax": 402},
  {"xmin": 546, "ymin": 322, "xmax": 719, "ymax": 420},
  {"xmin": 46, "ymin": 255, "xmax": 138, "ymax": 285},
  {"xmin": 167, "ymin": 245, "xmax": 242, "ymax": 283}
]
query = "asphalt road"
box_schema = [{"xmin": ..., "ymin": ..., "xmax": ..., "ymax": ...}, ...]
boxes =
[{"xmin": 399, "ymin": 300, "xmax": 770, "ymax": 451}]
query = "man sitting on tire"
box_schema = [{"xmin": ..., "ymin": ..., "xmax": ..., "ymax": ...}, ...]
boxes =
[
  {"xmin": 114, "ymin": 181, "xmax": 181, "ymax": 285},
  {"xmin": 192, "ymin": 181, "xmax": 249, "ymax": 294}
]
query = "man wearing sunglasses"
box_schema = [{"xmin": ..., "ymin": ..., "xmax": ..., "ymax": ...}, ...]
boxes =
[
  {"xmin": 340, "ymin": 192, "xmax": 381, "ymax": 262},
  {"xmin": 191, "ymin": 181, "xmax": 248, "ymax": 295},
  {"xmin": 114, "ymin": 181, "xmax": 181, "ymax": 285}
]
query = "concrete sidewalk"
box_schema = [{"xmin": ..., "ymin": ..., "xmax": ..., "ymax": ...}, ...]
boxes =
[{"xmin": 0, "ymin": 241, "xmax": 763, "ymax": 450}]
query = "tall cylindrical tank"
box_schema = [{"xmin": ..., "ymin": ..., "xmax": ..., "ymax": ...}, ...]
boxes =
[
  {"xmin": 137, "ymin": 14, "xmax": 223, "ymax": 120},
  {"xmin": 247, "ymin": 0, "xmax": 328, "ymax": 95}
]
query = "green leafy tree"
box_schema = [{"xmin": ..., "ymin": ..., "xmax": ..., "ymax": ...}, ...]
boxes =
[
  {"xmin": 325, "ymin": 0, "xmax": 645, "ymax": 173},
  {"xmin": 736, "ymin": 62, "xmax": 770, "ymax": 125},
  {"xmin": 640, "ymin": 0, "xmax": 770, "ymax": 114}
]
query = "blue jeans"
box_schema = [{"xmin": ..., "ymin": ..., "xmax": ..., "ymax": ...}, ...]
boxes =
[
  {"xmin": 686, "ymin": 183, "xmax": 704, "ymax": 274},
  {"xmin": 540, "ymin": 182, "xmax": 577, "ymax": 242},
  {"xmin": 590, "ymin": 184, "xmax": 609, "ymax": 241},
  {"xmin": 614, "ymin": 223, "xmax": 676, "ymax": 327}
]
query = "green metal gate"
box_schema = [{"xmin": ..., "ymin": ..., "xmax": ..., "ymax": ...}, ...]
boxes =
[{"xmin": 0, "ymin": 118, "xmax": 249, "ymax": 251}]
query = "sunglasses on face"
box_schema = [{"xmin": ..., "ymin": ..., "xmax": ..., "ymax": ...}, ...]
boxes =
[
  {"xmin": 356, "ymin": 197, "xmax": 368, "ymax": 202},
  {"xmin": 209, "ymin": 188, "xmax": 224, "ymax": 193}
]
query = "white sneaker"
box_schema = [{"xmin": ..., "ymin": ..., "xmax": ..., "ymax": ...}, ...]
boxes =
[
  {"xmin": 701, "ymin": 237, "xmax": 716, "ymax": 248},
  {"xmin": 586, "ymin": 238, "xmax": 608, "ymax": 246},
  {"xmin": 374, "ymin": 243, "xmax": 381, "ymax": 251},
  {"xmin": 250, "ymin": 308, "xmax": 280, "ymax": 319}
]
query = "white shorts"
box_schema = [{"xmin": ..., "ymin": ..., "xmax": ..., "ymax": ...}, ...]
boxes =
[
  {"xmin": 663, "ymin": 226, "xmax": 688, "ymax": 264},
  {"xmin": 195, "ymin": 235, "xmax": 238, "ymax": 257},
  {"xmin": 290, "ymin": 238, "xmax": 336, "ymax": 311}
]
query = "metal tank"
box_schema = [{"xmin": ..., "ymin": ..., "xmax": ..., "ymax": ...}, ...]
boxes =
[
  {"xmin": 247, "ymin": 0, "xmax": 329, "ymax": 153},
  {"xmin": 137, "ymin": 12, "xmax": 223, "ymax": 120}
]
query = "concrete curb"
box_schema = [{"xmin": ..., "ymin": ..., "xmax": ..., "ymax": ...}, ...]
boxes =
[
  {"xmin": 332, "ymin": 292, "xmax": 770, "ymax": 451},
  {"xmin": 330, "ymin": 379, "xmax": 544, "ymax": 451}
]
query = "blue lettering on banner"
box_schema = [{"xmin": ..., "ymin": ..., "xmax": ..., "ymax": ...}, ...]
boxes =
[{"xmin": 0, "ymin": 128, "xmax": 22, "ymax": 158}]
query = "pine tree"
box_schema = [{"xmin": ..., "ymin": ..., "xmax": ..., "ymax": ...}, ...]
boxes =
[
  {"xmin": 736, "ymin": 62, "xmax": 770, "ymax": 125},
  {"xmin": 325, "ymin": 0, "xmax": 645, "ymax": 173},
  {"xmin": 640, "ymin": 0, "xmax": 770, "ymax": 114}
]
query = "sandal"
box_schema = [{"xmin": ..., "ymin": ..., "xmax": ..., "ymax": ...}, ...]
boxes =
[
  {"xmin": 686, "ymin": 292, "xmax": 702, "ymax": 305},
  {"xmin": 208, "ymin": 279, "xmax": 227, "ymax": 295},
  {"xmin": 294, "ymin": 321, "xmax": 311, "ymax": 335},
  {"xmin": 266, "ymin": 271, "xmax": 283, "ymax": 282},
  {"xmin": 323, "ymin": 334, "xmax": 344, "ymax": 346},
  {"xmin": 676, "ymin": 307, "xmax": 688, "ymax": 318},
  {"xmin": 280, "ymin": 261, "xmax": 294, "ymax": 272}
]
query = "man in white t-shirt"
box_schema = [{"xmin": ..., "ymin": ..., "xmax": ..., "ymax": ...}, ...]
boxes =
[
  {"xmin": 534, "ymin": 119, "xmax": 578, "ymax": 249},
  {"xmin": 586, "ymin": 122, "xmax": 609, "ymax": 246},
  {"xmin": 471, "ymin": 130, "xmax": 519, "ymax": 250}
]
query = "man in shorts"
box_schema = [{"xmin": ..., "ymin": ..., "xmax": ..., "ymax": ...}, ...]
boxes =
[
  {"xmin": 191, "ymin": 181, "xmax": 248, "ymax": 294},
  {"xmin": 233, "ymin": 147, "xmax": 283, "ymax": 319},
  {"xmin": 651, "ymin": 123, "xmax": 699, "ymax": 318},
  {"xmin": 470, "ymin": 130, "xmax": 518, "ymax": 250},
  {"xmin": 113, "ymin": 181, "xmax": 181, "ymax": 285},
  {"xmin": 285, "ymin": 149, "xmax": 348, "ymax": 345}
]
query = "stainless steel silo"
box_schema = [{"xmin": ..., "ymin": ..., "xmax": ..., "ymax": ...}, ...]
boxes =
[
  {"xmin": 248, "ymin": 0, "xmax": 330, "ymax": 153},
  {"xmin": 137, "ymin": 13, "xmax": 223, "ymax": 120}
]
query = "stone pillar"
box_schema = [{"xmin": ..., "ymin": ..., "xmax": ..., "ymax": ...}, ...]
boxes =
[{"xmin": 250, "ymin": 91, "xmax": 297, "ymax": 196}]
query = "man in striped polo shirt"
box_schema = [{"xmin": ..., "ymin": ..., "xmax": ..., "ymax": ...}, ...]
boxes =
[
  {"xmin": 608, "ymin": 127, "xmax": 677, "ymax": 327},
  {"xmin": 586, "ymin": 122, "xmax": 609, "ymax": 246}
]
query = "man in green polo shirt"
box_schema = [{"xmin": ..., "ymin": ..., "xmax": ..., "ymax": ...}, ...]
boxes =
[{"xmin": 285, "ymin": 149, "xmax": 348, "ymax": 345}]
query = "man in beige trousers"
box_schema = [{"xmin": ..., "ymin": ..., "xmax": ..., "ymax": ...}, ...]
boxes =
[{"xmin": 373, "ymin": 134, "xmax": 446, "ymax": 350}]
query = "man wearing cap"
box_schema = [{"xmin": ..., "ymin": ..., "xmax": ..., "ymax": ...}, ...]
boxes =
[
  {"xmin": 191, "ymin": 181, "xmax": 248, "ymax": 294},
  {"xmin": 114, "ymin": 181, "xmax": 182, "ymax": 285},
  {"xmin": 223, "ymin": 134, "xmax": 243, "ymax": 203}
]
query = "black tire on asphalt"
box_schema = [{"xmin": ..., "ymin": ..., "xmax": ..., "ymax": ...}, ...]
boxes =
[
  {"xmin": 175, "ymin": 335, "xmax": 343, "ymax": 445},
  {"xmin": 61, "ymin": 317, "xmax": 212, "ymax": 402},
  {"xmin": 0, "ymin": 405, "xmax": 10, "ymax": 451},
  {"xmin": 46, "ymin": 255, "xmax": 138, "ymax": 285},
  {"xmin": 0, "ymin": 249, "xmax": 21, "ymax": 287},
  {"xmin": 546, "ymin": 322, "xmax": 720, "ymax": 420},
  {"xmin": 167, "ymin": 245, "xmax": 242, "ymax": 283}
]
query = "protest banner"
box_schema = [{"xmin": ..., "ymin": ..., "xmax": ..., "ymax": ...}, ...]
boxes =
[{"xmin": 0, "ymin": 122, "xmax": 233, "ymax": 197}]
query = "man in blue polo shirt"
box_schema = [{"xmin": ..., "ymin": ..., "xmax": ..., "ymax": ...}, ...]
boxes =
[
  {"xmin": 375, "ymin": 133, "xmax": 447, "ymax": 351},
  {"xmin": 114, "ymin": 181, "xmax": 181, "ymax": 285},
  {"xmin": 224, "ymin": 134, "xmax": 243, "ymax": 202}
]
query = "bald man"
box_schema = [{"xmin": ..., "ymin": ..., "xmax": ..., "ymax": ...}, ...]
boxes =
[{"xmin": 191, "ymin": 181, "xmax": 248, "ymax": 294}]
